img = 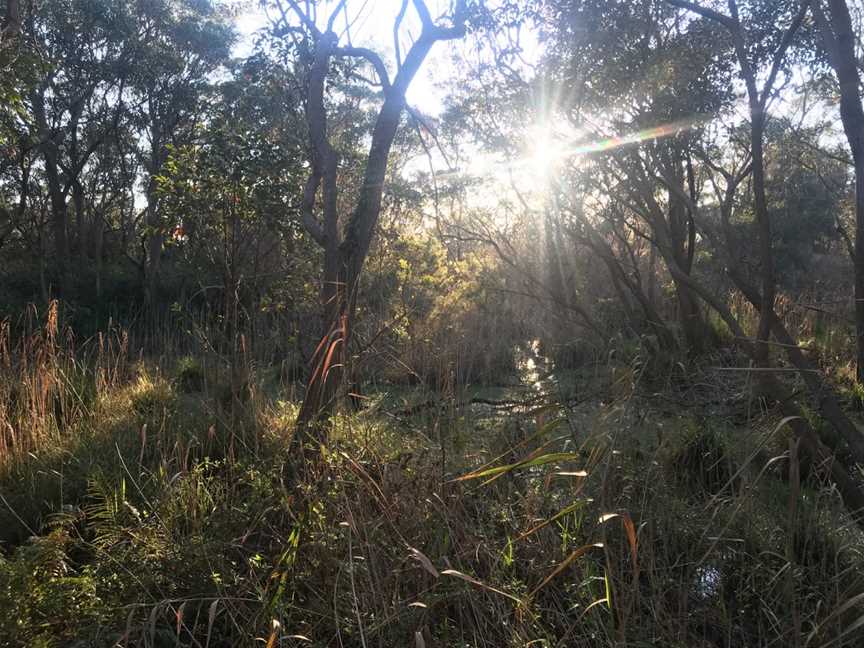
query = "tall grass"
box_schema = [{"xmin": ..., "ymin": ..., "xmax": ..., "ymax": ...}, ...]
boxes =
[
  {"xmin": 0, "ymin": 301, "xmax": 131, "ymax": 467},
  {"xmin": 1, "ymin": 304, "xmax": 864, "ymax": 646}
]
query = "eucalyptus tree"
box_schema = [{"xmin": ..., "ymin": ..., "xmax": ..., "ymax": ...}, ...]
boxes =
[
  {"xmin": 667, "ymin": 0, "xmax": 811, "ymax": 371},
  {"xmin": 657, "ymin": 0, "xmax": 864, "ymax": 523},
  {"xmin": 156, "ymin": 55, "xmax": 308, "ymax": 403},
  {"xmin": 270, "ymin": 0, "xmax": 471, "ymax": 430},
  {"xmin": 812, "ymin": 0, "xmax": 864, "ymax": 382},
  {"xmin": 1, "ymin": 0, "xmax": 22, "ymax": 103},
  {"xmin": 124, "ymin": 0, "xmax": 234, "ymax": 306},
  {"xmin": 21, "ymin": 0, "xmax": 130, "ymax": 291},
  {"xmin": 522, "ymin": 0, "xmax": 864, "ymax": 521},
  {"xmin": 539, "ymin": 0, "xmax": 735, "ymax": 354}
]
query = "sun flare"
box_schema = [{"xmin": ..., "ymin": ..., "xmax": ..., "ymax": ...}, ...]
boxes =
[{"xmin": 527, "ymin": 124, "xmax": 560, "ymax": 183}]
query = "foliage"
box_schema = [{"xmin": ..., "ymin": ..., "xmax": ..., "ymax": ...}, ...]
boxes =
[{"xmin": 3, "ymin": 0, "xmax": 864, "ymax": 646}]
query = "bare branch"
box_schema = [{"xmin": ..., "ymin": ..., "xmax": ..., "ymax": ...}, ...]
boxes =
[
  {"xmin": 336, "ymin": 46, "xmax": 391, "ymax": 89},
  {"xmin": 390, "ymin": 0, "xmax": 467, "ymax": 96},
  {"xmin": 411, "ymin": 0, "xmax": 434, "ymax": 29},
  {"xmin": 326, "ymin": 0, "xmax": 349, "ymax": 32},
  {"xmin": 759, "ymin": 0, "xmax": 811, "ymax": 110},
  {"xmin": 407, "ymin": 105, "xmax": 453, "ymax": 168},
  {"xmin": 282, "ymin": 0, "xmax": 320, "ymax": 36},
  {"xmin": 394, "ymin": 0, "xmax": 409, "ymax": 68},
  {"xmin": 432, "ymin": 0, "xmax": 469, "ymax": 39}
]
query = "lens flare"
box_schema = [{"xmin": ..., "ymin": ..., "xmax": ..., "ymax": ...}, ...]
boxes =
[
  {"xmin": 434, "ymin": 115, "xmax": 707, "ymax": 194},
  {"xmin": 564, "ymin": 116, "xmax": 706, "ymax": 157}
]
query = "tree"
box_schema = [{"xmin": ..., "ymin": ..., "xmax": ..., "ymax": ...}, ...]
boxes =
[
  {"xmin": 661, "ymin": 0, "xmax": 864, "ymax": 524},
  {"xmin": 125, "ymin": 0, "xmax": 233, "ymax": 307},
  {"xmin": 272, "ymin": 0, "xmax": 470, "ymax": 433},
  {"xmin": 666, "ymin": 0, "xmax": 810, "ymax": 361},
  {"xmin": 812, "ymin": 0, "xmax": 864, "ymax": 382},
  {"xmin": 541, "ymin": 0, "xmax": 734, "ymax": 354},
  {"xmin": 23, "ymin": 0, "xmax": 125, "ymax": 291},
  {"xmin": 157, "ymin": 55, "xmax": 307, "ymax": 411}
]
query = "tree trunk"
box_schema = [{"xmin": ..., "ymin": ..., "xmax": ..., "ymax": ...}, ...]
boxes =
[
  {"xmin": 815, "ymin": 0, "xmax": 864, "ymax": 382},
  {"xmin": 145, "ymin": 108, "xmax": 165, "ymax": 310},
  {"xmin": 3, "ymin": 0, "xmax": 19, "ymax": 38},
  {"xmin": 647, "ymin": 241, "xmax": 657, "ymax": 309},
  {"xmin": 544, "ymin": 209, "xmax": 568, "ymax": 310},
  {"xmin": 760, "ymin": 372, "xmax": 864, "ymax": 526},
  {"xmin": 291, "ymin": 2, "xmax": 468, "ymax": 433},
  {"xmin": 146, "ymin": 178, "xmax": 161, "ymax": 307},
  {"xmin": 46, "ymin": 158, "xmax": 69, "ymax": 293},
  {"xmin": 667, "ymin": 167, "xmax": 712, "ymax": 354},
  {"xmin": 32, "ymin": 88, "xmax": 70, "ymax": 290},
  {"xmin": 72, "ymin": 179, "xmax": 86, "ymax": 262},
  {"xmin": 580, "ymin": 226, "xmax": 677, "ymax": 349},
  {"xmin": 654, "ymin": 223, "xmax": 864, "ymax": 524},
  {"xmin": 93, "ymin": 213, "xmax": 104, "ymax": 298},
  {"xmin": 664, "ymin": 0, "xmax": 862, "ymax": 522}
]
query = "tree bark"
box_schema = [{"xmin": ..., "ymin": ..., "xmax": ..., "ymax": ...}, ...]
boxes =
[
  {"xmin": 72, "ymin": 179, "xmax": 86, "ymax": 261},
  {"xmin": 814, "ymin": 0, "xmax": 864, "ymax": 382},
  {"xmin": 290, "ymin": 0, "xmax": 468, "ymax": 434},
  {"xmin": 146, "ymin": 174, "xmax": 161, "ymax": 307},
  {"xmin": 3, "ymin": 0, "xmax": 19, "ymax": 40}
]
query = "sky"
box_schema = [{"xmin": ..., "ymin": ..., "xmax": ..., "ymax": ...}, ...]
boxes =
[
  {"xmin": 227, "ymin": 2, "xmax": 847, "ymax": 212},
  {"xmin": 234, "ymin": 0, "xmax": 462, "ymax": 114}
]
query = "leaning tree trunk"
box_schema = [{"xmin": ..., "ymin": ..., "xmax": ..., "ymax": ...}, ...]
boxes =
[
  {"xmin": 577, "ymin": 224, "xmax": 678, "ymax": 349},
  {"xmin": 655, "ymin": 223, "xmax": 864, "ymax": 526}
]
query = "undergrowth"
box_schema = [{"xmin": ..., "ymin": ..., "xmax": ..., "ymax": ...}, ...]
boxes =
[{"xmin": 1, "ymin": 309, "xmax": 864, "ymax": 646}]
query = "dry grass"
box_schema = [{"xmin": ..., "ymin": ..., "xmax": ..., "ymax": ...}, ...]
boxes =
[
  {"xmin": 0, "ymin": 301, "xmax": 131, "ymax": 467},
  {"xmin": 1, "ymin": 308, "xmax": 864, "ymax": 646}
]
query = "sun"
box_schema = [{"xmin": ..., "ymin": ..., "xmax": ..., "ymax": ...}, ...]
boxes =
[
  {"xmin": 528, "ymin": 125, "xmax": 556, "ymax": 177},
  {"xmin": 525, "ymin": 122, "xmax": 575, "ymax": 186}
]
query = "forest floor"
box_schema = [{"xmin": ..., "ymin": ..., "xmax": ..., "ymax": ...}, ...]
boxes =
[{"xmin": 2, "ymin": 335, "xmax": 864, "ymax": 646}]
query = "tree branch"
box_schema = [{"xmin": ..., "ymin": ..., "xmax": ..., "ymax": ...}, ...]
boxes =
[
  {"xmin": 394, "ymin": 0, "xmax": 409, "ymax": 68},
  {"xmin": 759, "ymin": 0, "xmax": 811, "ymax": 110},
  {"xmin": 336, "ymin": 46, "xmax": 391, "ymax": 89},
  {"xmin": 282, "ymin": 0, "xmax": 320, "ymax": 36},
  {"xmin": 813, "ymin": 0, "xmax": 842, "ymax": 74},
  {"xmin": 411, "ymin": 0, "xmax": 434, "ymax": 29},
  {"xmin": 666, "ymin": 0, "xmax": 736, "ymax": 30},
  {"xmin": 326, "ymin": 0, "xmax": 349, "ymax": 32},
  {"xmin": 300, "ymin": 172, "xmax": 325, "ymax": 245}
]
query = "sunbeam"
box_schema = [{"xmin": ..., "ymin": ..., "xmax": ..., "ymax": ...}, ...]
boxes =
[{"xmin": 444, "ymin": 115, "xmax": 709, "ymax": 192}]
